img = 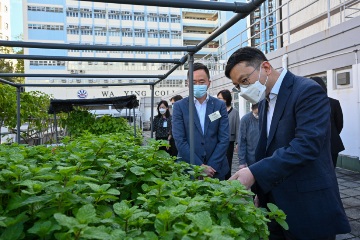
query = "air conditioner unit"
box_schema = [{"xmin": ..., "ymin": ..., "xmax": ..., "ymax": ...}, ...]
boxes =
[
  {"xmin": 76, "ymin": 79, "xmax": 82, "ymax": 83},
  {"xmin": 68, "ymin": 79, "xmax": 74, "ymax": 83},
  {"xmin": 104, "ymin": 79, "xmax": 109, "ymax": 83},
  {"xmin": 79, "ymin": 70, "xmax": 85, "ymax": 74},
  {"xmin": 61, "ymin": 79, "xmax": 67, "ymax": 83},
  {"xmin": 70, "ymin": 69, "xmax": 76, "ymax": 74},
  {"xmin": 103, "ymin": 62, "xmax": 108, "ymax": 65},
  {"xmin": 50, "ymin": 79, "xmax": 54, "ymax": 83}
]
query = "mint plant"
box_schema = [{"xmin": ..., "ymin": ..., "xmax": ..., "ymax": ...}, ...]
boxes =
[{"xmin": 0, "ymin": 121, "xmax": 287, "ymax": 239}]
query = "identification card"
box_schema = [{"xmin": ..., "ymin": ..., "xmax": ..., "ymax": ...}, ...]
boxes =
[
  {"xmin": 208, "ymin": 111, "xmax": 221, "ymax": 122},
  {"xmin": 163, "ymin": 121, "xmax": 168, "ymax": 127}
]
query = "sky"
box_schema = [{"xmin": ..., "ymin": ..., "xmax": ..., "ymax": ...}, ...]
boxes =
[{"xmin": 10, "ymin": 0, "xmax": 23, "ymax": 40}]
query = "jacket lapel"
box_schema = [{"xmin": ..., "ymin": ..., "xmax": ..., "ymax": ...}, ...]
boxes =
[
  {"xmin": 186, "ymin": 97, "xmax": 203, "ymax": 135},
  {"xmin": 266, "ymin": 72, "xmax": 294, "ymax": 149},
  {"xmin": 204, "ymin": 96, "xmax": 215, "ymax": 136}
]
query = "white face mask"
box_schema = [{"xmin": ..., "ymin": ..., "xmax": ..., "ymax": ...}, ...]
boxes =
[
  {"xmin": 159, "ymin": 108, "xmax": 166, "ymax": 115},
  {"xmin": 239, "ymin": 67, "xmax": 268, "ymax": 104},
  {"xmin": 253, "ymin": 112, "xmax": 259, "ymax": 119}
]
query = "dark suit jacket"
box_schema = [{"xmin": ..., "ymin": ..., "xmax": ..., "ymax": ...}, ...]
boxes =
[
  {"xmin": 250, "ymin": 71, "xmax": 350, "ymax": 238},
  {"xmin": 330, "ymin": 98, "xmax": 345, "ymax": 154},
  {"xmin": 172, "ymin": 96, "xmax": 230, "ymax": 180}
]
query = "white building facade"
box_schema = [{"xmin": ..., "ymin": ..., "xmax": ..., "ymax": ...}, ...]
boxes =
[{"xmin": 0, "ymin": 0, "xmax": 11, "ymax": 41}]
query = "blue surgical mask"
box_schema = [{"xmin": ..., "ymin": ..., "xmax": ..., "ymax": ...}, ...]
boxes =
[{"xmin": 193, "ymin": 85, "xmax": 208, "ymax": 98}]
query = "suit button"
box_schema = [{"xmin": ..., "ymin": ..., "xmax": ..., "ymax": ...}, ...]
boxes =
[{"xmin": 201, "ymin": 142, "xmax": 204, "ymax": 145}]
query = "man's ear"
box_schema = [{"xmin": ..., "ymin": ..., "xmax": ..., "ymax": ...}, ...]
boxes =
[{"xmin": 262, "ymin": 61, "xmax": 272, "ymax": 75}]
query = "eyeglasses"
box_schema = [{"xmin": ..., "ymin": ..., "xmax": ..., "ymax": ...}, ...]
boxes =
[{"xmin": 236, "ymin": 64, "xmax": 261, "ymax": 89}]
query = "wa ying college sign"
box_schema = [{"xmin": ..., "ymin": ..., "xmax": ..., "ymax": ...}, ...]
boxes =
[{"xmin": 77, "ymin": 89, "xmax": 176, "ymax": 99}]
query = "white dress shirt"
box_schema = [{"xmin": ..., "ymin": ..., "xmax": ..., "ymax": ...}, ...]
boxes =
[
  {"xmin": 267, "ymin": 69, "xmax": 287, "ymax": 137},
  {"xmin": 194, "ymin": 94, "xmax": 209, "ymax": 134}
]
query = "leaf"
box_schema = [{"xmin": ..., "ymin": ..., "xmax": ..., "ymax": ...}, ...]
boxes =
[
  {"xmin": 130, "ymin": 166, "xmax": 145, "ymax": 175},
  {"xmin": 113, "ymin": 201, "xmax": 130, "ymax": 217},
  {"xmin": 82, "ymin": 226, "xmax": 111, "ymax": 239},
  {"xmin": 276, "ymin": 219, "xmax": 289, "ymax": 230},
  {"xmin": 86, "ymin": 182, "xmax": 100, "ymax": 192},
  {"xmin": 267, "ymin": 203, "xmax": 278, "ymax": 212},
  {"xmin": 110, "ymin": 229, "xmax": 126, "ymax": 239},
  {"xmin": 142, "ymin": 231, "xmax": 158, "ymax": 240},
  {"xmin": 0, "ymin": 222, "xmax": 23, "ymax": 240},
  {"xmin": 27, "ymin": 220, "xmax": 61, "ymax": 238},
  {"xmin": 53, "ymin": 213, "xmax": 80, "ymax": 230},
  {"xmin": 75, "ymin": 204, "xmax": 98, "ymax": 224},
  {"xmin": 186, "ymin": 212, "xmax": 212, "ymax": 230},
  {"xmin": 106, "ymin": 188, "xmax": 120, "ymax": 195}
]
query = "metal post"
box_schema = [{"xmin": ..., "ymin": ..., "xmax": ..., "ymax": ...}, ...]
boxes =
[
  {"xmin": 287, "ymin": 0, "xmax": 290, "ymax": 44},
  {"xmin": 188, "ymin": 53, "xmax": 195, "ymax": 166},
  {"xmin": 16, "ymin": 87, "xmax": 21, "ymax": 144},
  {"xmin": 133, "ymin": 108, "xmax": 136, "ymax": 137},
  {"xmin": 150, "ymin": 85, "xmax": 155, "ymax": 138},
  {"xmin": 54, "ymin": 112, "xmax": 58, "ymax": 144},
  {"xmin": 327, "ymin": 0, "xmax": 331, "ymax": 27}
]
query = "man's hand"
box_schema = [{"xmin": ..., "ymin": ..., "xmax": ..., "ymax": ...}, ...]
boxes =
[
  {"xmin": 229, "ymin": 167, "xmax": 255, "ymax": 189},
  {"xmin": 239, "ymin": 164, "xmax": 247, "ymax": 170},
  {"xmin": 254, "ymin": 195, "xmax": 260, "ymax": 207},
  {"xmin": 201, "ymin": 164, "xmax": 216, "ymax": 178},
  {"xmin": 234, "ymin": 144, "xmax": 238, "ymax": 153}
]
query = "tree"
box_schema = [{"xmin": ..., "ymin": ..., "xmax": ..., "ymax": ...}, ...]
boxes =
[{"xmin": 0, "ymin": 47, "xmax": 15, "ymax": 82}]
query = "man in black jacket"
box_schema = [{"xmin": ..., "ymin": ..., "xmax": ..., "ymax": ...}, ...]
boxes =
[{"xmin": 310, "ymin": 77, "xmax": 345, "ymax": 167}]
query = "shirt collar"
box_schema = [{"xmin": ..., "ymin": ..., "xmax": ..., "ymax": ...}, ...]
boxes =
[{"xmin": 269, "ymin": 68, "xmax": 287, "ymax": 98}]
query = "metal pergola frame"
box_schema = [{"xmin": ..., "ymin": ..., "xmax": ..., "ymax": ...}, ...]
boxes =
[{"xmin": 0, "ymin": 0, "xmax": 265, "ymax": 165}]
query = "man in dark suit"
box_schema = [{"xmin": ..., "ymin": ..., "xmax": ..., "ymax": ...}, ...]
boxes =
[
  {"xmin": 310, "ymin": 77, "xmax": 345, "ymax": 167},
  {"xmin": 172, "ymin": 63, "xmax": 230, "ymax": 180},
  {"xmin": 226, "ymin": 47, "xmax": 350, "ymax": 239}
]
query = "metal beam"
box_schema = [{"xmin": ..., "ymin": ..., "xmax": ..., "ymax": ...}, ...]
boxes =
[
  {"xmin": 0, "ymin": 54, "xmax": 182, "ymax": 64},
  {"xmin": 0, "ymin": 73, "xmax": 162, "ymax": 78},
  {"xmin": 19, "ymin": 83, "xmax": 155, "ymax": 88},
  {"xmin": 0, "ymin": 40, "xmax": 197, "ymax": 52},
  {"xmin": 196, "ymin": 0, "xmax": 265, "ymax": 50},
  {"xmin": 0, "ymin": 78, "xmax": 20, "ymax": 87},
  {"xmin": 79, "ymin": 0, "xmax": 251, "ymax": 13}
]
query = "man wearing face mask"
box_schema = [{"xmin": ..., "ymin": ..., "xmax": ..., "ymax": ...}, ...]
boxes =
[
  {"xmin": 238, "ymin": 103, "xmax": 259, "ymax": 170},
  {"xmin": 226, "ymin": 47, "xmax": 350, "ymax": 239},
  {"xmin": 172, "ymin": 63, "xmax": 230, "ymax": 180}
]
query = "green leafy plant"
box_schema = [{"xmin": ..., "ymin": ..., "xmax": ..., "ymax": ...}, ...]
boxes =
[
  {"xmin": 60, "ymin": 109, "xmax": 140, "ymax": 141},
  {"xmin": 0, "ymin": 129, "xmax": 287, "ymax": 239},
  {"xmin": 0, "ymin": 85, "xmax": 51, "ymax": 144}
]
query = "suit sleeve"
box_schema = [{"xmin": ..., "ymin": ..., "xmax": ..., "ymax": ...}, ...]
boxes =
[
  {"xmin": 207, "ymin": 102, "xmax": 229, "ymax": 172},
  {"xmin": 249, "ymin": 84, "xmax": 330, "ymax": 193},
  {"xmin": 238, "ymin": 115, "xmax": 247, "ymax": 165},
  {"xmin": 235, "ymin": 110, "xmax": 240, "ymax": 145},
  {"xmin": 172, "ymin": 101, "xmax": 203, "ymax": 166}
]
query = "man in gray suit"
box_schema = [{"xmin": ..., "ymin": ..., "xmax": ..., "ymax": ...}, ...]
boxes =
[{"xmin": 172, "ymin": 63, "xmax": 229, "ymax": 180}]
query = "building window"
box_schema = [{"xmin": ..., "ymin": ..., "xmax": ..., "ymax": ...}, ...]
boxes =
[
  {"xmin": 159, "ymin": 14, "xmax": 169, "ymax": 22},
  {"xmin": 121, "ymin": 12, "xmax": 132, "ymax": 20},
  {"xmin": 28, "ymin": 24, "xmax": 64, "ymax": 30},
  {"xmin": 30, "ymin": 60, "xmax": 65, "ymax": 66},
  {"xmin": 28, "ymin": 6, "xmax": 63, "ymax": 12}
]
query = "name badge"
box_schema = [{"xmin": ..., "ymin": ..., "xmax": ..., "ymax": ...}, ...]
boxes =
[
  {"xmin": 163, "ymin": 121, "xmax": 168, "ymax": 127},
  {"xmin": 208, "ymin": 111, "xmax": 221, "ymax": 122}
]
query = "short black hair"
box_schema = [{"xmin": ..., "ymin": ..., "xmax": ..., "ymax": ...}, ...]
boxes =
[
  {"xmin": 225, "ymin": 47, "xmax": 268, "ymax": 79},
  {"xmin": 310, "ymin": 77, "xmax": 327, "ymax": 93},
  {"xmin": 217, "ymin": 89, "xmax": 232, "ymax": 107},
  {"xmin": 187, "ymin": 62, "xmax": 210, "ymax": 80},
  {"xmin": 251, "ymin": 103, "xmax": 259, "ymax": 110},
  {"xmin": 170, "ymin": 95, "xmax": 183, "ymax": 102}
]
